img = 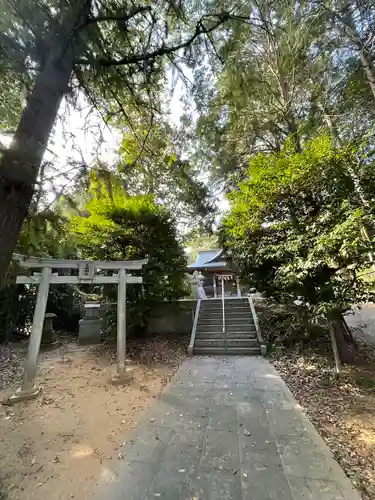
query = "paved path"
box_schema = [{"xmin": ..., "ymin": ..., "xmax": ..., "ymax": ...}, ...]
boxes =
[
  {"xmin": 346, "ymin": 303, "xmax": 375, "ymax": 345},
  {"xmin": 94, "ymin": 357, "xmax": 360, "ymax": 500}
]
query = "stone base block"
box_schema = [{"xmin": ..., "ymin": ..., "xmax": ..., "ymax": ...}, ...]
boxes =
[
  {"xmin": 5, "ymin": 385, "xmax": 42, "ymax": 405},
  {"xmin": 79, "ymin": 318, "xmax": 102, "ymax": 345},
  {"xmin": 41, "ymin": 339, "xmax": 59, "ymax": 350},
  {"xmin": 111, "ymin": 367, "xmax": 134, "ymax": 385}
]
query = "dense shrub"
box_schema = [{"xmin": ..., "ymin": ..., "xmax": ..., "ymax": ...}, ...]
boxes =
[{"xmin": 71, "ymin": 178, "xmax": 188, "ymax": 334}]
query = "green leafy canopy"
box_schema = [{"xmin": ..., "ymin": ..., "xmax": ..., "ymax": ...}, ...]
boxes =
[{"xmin": 221, "ymin": 136, "xmax": 375, "ymax": 321}]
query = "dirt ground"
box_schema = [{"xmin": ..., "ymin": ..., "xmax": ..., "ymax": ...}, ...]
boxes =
[
  {"xmin": 272, "ymin": 343, "xmax": 375, "ymax": 500},
  {"xmin": 0, "ymin": 334, "xmax": 188, "ymax": 500}
]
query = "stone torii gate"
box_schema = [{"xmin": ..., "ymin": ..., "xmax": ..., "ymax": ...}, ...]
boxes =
[{"xmin": 8, "ymin": 255, "xmax": 147, "ymax": 403}]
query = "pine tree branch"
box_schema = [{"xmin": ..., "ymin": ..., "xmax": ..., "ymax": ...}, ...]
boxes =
[
  {"xmin": 84, "ymin": 6, "xmax": 152, "ymax": 26},
  {"xmin": 75, "ymin": 13, "xmax": 230, "ymax": 67}
]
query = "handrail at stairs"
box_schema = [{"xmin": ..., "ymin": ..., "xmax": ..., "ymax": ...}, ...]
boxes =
[
  {"xmin": 221, "ymin": 279, "xmax": 226, "ymax": 352},
  {"xmin": 248, "ymin": 295, "xmax": 267, "ymax": 356},
  {"xmin": 188, "ymin": 299, "xmax": 201, "ymax": 356}
]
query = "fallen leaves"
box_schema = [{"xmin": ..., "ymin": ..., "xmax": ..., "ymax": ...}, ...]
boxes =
[
  {"xmin": 0, "ymin": 343, "xmax": 25, "ymax": 390},
  {"xmin": 271, "ymin": 346, "xmax": 375, "ymax": 500},
  {"xmin": 0, "ymin": 333, "xmax": 188, "ymax": 500}
]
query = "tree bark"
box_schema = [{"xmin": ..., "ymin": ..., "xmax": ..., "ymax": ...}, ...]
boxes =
[
  {"xmin": 329, "ymin": 322, "xmax": 341, "ymax": 378},
  {"xmin": 331, "ymin": 318, "xmax": 356, "ymax": 365},
  {"xmin": 358, "ymin": 48, "xmax": 375, "ymax": 101},
  {"xmin": 0, "ymin": 2, "xmax": 90, "ymax": 287},
  {"xmin": 341, "ymin": 315, "xmax": 357, "ymax": 350},
  {"xmin": 343, "ymin": 11, "xmax": 375, "ymax": 101}
]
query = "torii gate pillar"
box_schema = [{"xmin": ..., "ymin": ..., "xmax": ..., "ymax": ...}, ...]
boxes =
[
  {"xmin": 111, "ymin": 268, "xmax": 129, "ymax": 384},
  {"xmin": 13, "ymin": 267, "xmax": 52, "ymax": 401}
]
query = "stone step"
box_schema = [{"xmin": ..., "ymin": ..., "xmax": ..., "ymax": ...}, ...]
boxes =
[
  {"xmin": 197, "ymin": 323, "xmax": 223, "ymax": 330},
  {"xmin": 226, "ymin": 323, "xmax": 256, "ymax": 330},
  {"xmin": 193, "ymin": 346, "xmax": 261, "ymax": 355},
  {"xmin": 197, "ymin": 317, "xmax": 222, "ymax": 323},
  {"xmin": 197, "ymin": 333, "xmax": 258, "ymax": 339},
  {"xmin": 198, "ymin": 322, "xmax": 255, "ymax": 329},
  {"xmin": 197, "ymin": 329, "xmax": 257, "ymax": 338},
  {"xmin": 199, "ymin": 314, "xmax": 254, "ymax": 321},
  {"xmin": 198, "ymin": 315, "xmax": 224, "ymax": 321},
  {"xmin": 196, "ymin": 332, "xmax": 257, "ymax": 338},
  {"xmin": 200, "ymin": 300, "xmax": 222, "ymax": 305},
  {"xmin": 199, "ymin": 307, "xmax": 223, "ymax": 313},
  {"xmin": 200, "ymin": 302, "xmax": 249, "ymax": 309},
  {"xmin": 226, "ymin": 315, "xmax": 253, "ymax": 321},
  {"xmin": 225, "ymin": 298, "xmax": 249, "ymax": 302},
  {"xmin": 195, "ymin": 339, "xmax": 259, "ymax": 348},
  {"xmin": 226, "ymin": 307, "xmax": 252, "ymax": 312},
  {"xmin": 199, "ymin": 310, "xmax": 252, "ymax": 318},
  {"xmin": 225, "ymin": 307, "xmax": 252, "ymax": 313},
  {"xmin": 226, "ymin": 323, "xmax": 255, "ymax": 330},
  {"xmin": 197, "ymin": 327, "xmax": 257, "ymax": 336},
  {"xmin": 225, "ymin": 329, "xmax": 257, "ymax": 336},
  {"xmin": 199, "ymin": 310, "xmax": 253, "ymax": 318}
]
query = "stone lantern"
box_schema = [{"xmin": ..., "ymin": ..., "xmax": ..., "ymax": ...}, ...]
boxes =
[{"xmin": 41, "ymin": 312, "xmax": 58, "ymax": 347}]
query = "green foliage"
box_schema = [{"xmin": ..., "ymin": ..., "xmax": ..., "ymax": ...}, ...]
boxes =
[
  {"xmin": 221, "ymin": 136, "xmax": 375, "ymax": 322},
  {"xmin": 0, "ymin": 170, "xmax": 189, "ymax": 338},
  {"xmin": 192, "ymin": 0, "xmax": 375, "ymax": 188},
  {"xmin": 256, "ymin": 299, "xmax": 329, "ymax": 348},
  {"xmin": 71, "ymin": 173, "xmax": 188, "ymax": 331},
  {"xmin": 0, "ymin": 209, "xmax": 79, "ymax": 339},
  {"xmin": 117, "ymin": 119, "xmax": 215, "ymax": 231}
]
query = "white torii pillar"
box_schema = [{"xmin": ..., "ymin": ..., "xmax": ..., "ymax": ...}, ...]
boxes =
[{"xmin": 7, "ymin": 256, "xmax": 147, "ymax": 403}]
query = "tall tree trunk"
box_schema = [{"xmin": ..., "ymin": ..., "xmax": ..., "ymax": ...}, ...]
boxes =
[
  {"xmin": 344, "ymin": 11, "xmax": 375, "ymax": 100},
  {"xmin": 0, "ymin": 2, "xmax": 90, "ymax": 287},
  {"xmin": 358, "ymin": 48, "xmax": 375, "ymax": 101},
  {"xmin": 257, "ymin": 2, "xmax": 301, "ymax": 152},
  {"xmin": 278, "ymin": 68, "xmax": 301, "ymax": 152},
  {"xmin": 330, "ymin": 317, "xmax": 356, "ymax": 365}
]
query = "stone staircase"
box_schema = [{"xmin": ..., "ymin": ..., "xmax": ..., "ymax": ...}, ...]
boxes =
[{"xmin": 192, "ymin": 298, "xmax": 261, "ymax": 355}]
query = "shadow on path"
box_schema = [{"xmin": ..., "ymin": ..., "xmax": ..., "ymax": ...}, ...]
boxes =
[{"xmin": 93, "ymin": 356, "xmax": 360, "ymax": 500}]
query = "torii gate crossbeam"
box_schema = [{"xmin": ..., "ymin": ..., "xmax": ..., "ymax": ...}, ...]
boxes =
[{"xmin": 7, "ymin": 256, "xmax": 147, "ymax": 403}]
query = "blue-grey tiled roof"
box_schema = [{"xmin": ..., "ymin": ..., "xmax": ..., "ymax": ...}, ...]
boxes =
[{"xmin": 187, "ymin": 249, "xmax": 229, "ymax": 269}]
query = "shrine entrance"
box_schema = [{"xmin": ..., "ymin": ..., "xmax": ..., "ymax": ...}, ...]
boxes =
[
  {"xmin": 213, "ymin": 273, "xmax": 241, "ymax": 298},
  {"xmin": 8, "ymin": 255, "xmax": 147, "ymax": 403}
]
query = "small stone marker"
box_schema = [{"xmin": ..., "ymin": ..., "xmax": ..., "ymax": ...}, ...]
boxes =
[{"xmin": 78, "ymin": 301, "xmax": 102, "ymax": 345}]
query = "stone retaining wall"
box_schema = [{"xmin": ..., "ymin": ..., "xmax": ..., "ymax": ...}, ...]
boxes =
[
  {"xmin": 79, "ymin": 300, "xmax": 197, "ymax": 336},
  {"xmin": 146, "ymin": 300, "xmax": 196, "ymax": 335}
]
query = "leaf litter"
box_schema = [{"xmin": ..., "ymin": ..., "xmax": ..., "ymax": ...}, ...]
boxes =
[
  {"xmin": 0, "ymin": 333, "xmax": 188, "ymax": 500},
  {"xmin": 271, "ymin": 343, "xmax": 375, "ymax": 499}
]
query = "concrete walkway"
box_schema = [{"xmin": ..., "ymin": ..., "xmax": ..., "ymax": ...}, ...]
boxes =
[{"xmin": 94, "ymin": 357, "xmax": 361, "ymax": 500}]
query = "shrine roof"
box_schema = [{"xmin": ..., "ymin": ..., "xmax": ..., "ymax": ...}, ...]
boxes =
[{"xmin": 187, "ymin": 249, "xmax": 229, "ymax": 270}]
